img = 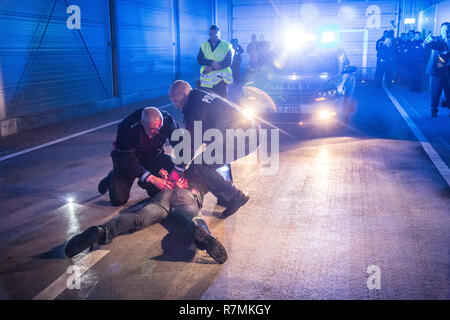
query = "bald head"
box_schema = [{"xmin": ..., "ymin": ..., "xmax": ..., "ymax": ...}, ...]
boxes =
[
  {"xmin": 141, "ymin": 107, "xmax": 163, "ymax": 138},
  {"xmin": 169, "ymin": 80, "xmax": 192, "ymax": 109}
]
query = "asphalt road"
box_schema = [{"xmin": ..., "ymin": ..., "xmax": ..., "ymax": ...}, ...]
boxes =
[{"xmin": 0, "ymin": 83, "xmax": 448, "ymax": 299}]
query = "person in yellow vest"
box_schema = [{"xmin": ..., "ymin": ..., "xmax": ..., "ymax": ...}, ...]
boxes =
[{"xmin": 197, "ymin": 25, "xmax": 234, "ymax": 98}]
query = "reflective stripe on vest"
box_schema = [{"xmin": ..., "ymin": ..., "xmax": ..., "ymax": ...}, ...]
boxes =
[{"xmin": 200, "ymin": 40, "xmax": 234, "ymax": 88}]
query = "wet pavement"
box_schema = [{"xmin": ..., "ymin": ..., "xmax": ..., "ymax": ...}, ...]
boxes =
[{"xmin": 0, "ymin": 83, "xmax": 449, "ymax": 299}]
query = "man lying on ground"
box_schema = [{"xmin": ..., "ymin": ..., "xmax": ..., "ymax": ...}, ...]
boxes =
[{"xmin": 65, "ymin": 168, "xmax": 228, "ymax": 264}]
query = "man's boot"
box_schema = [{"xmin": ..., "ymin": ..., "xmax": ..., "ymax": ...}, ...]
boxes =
[
  {"xmin": 193, "ymin": 218, "xmax": 227, "ymax": 264},
  {"xmin": 222, "ymin": 191, "xmax": 250, "ymax": 218},
  {"xmin": 98, "ymin": 174, "xmax": 110, "ymax": 195},
  {"xmin": 431, "ymin": 109, "xmax": 438, "ymax": 118},
  {"xmin": 65, "ymin": 226, "xmax": 105, "ymax": 258}
]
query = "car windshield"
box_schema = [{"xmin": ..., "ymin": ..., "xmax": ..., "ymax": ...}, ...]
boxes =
[{"xmin": 270, "ymin": 49, "xmax": 340, "ymax": 75}]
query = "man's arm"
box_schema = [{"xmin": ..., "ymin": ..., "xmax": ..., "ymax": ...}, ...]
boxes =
[
  {"xmin": 217, "ymin": 49, "xmax": 233, "ymax": 69},
  {"xmin": 166, "ymin": 114, "xmax": 181, "ymax": 148},
  {"xmin": 197, "ymin": 47, "xmax": 213, "ymax": 66},
  {"xmin": 423, "ymin": 35, "xmax": 443, "ymax": 50}
]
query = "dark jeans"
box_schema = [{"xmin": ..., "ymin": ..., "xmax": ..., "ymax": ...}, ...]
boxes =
[
  {"xmin": 430, "ymin": 75, "xmax": 450, "ymax": 112},
  {"xmin": 108, "ymin": 152, "xmax": 174, "ymax": 206},
  {"xmin": 102, "ymin": 189, "xmax": 201, "ymax": 244}
]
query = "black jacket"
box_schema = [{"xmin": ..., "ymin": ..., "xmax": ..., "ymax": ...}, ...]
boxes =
[
  {"xmin": 424, "ymin": 36, "xmax": 450, "ymax": 76},
  {"xmin": 114, "ymin": 108, "xmax": 180, "ymax": 178},
  {"xmin": 179, "ymin": 89, "xmax": 255, "ymax": 166}
]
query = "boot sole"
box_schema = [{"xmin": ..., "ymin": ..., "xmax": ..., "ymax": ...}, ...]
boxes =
[{"xmin": 194, "ymin": 227, "xmax": 228, "ymax": 264}]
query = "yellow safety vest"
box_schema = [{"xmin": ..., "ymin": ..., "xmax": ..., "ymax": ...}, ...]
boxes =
[{"xmin": 200, "ymin": 40, "xmax": 234, "ymax": 88}]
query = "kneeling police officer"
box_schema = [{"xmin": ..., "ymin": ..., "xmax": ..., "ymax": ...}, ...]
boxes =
[{"xmin": 98, "ymin": 107, "xmax": 180, "ymax": 206}]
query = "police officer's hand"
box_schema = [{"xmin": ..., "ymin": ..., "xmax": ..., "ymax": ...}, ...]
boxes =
[
  {"xmin": 424, "ymin": 34, "xmax": 434, "ymax": 45},
  {"xmin": 211, "ymin": 61, "xmax": 221, "ymax": 70},
  {"xmin": 158, "ymin": 168, "xmax": 169, "ymax": 180},
  {"xmin": 147, "ymin": 175, "xmax": 174, "ymax": 190}
]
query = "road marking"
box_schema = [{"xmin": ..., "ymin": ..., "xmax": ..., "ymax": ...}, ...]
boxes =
[
  {"xmin": 0, "ymin": 103, "xmax": 173, "ymax": 163},
  {"xmin": 33, "ymin": 249, "xmax": 110, "ymax": 300},
  {"xmin": 383, "ymin": 85, "xmax": 450, "ymax": 186}
]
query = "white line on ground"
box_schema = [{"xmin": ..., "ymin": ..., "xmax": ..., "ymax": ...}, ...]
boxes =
[
  {"xmin": 383, "ymin": 85, "xmax": 450, "ymax": 186},
  {"xmin": 0, "ymin": 103, "xmax": 173, "ymax": 163},
  {"xmin": 33, "ymin": 249, "xmax": 110, "ymax": 300}
]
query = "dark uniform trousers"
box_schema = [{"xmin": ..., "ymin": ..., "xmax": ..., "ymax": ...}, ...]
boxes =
[
  {"xmin": 187, "ymin": 133, "xmax": 260, "ymax": 203},
  {"xmin": 108, "ymin": 151, "xmax": 174, "ymax": 206},
  {"xmin": 101, "ymin": 188, "xmax": 202, "ymax": 244},
  {"xmin": 430, "ymin": 74, "xmax": 450, "ymax": 112}
]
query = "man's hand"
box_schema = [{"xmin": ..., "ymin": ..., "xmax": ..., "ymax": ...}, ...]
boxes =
[
  {"xmin": 211, "ymin": 61, "xmax": 221, "ymax": 70},
  {"xmin": 203, "ymin": 66, "xmax": 214, "ymax": 74},
  {"xmin": 175, "ymin": 177, "xmax": 189, "ymax": 189},
  {"xmin": 147, "ymin": 174, "xmax": 173, "ymax": 190},
  {"xmin": 424, "ymin": 34, "xmax": 434, "ymax": 45},
  {"xmin": 158, "ymin": 168, "xmax": 169, "ymax": 180}
]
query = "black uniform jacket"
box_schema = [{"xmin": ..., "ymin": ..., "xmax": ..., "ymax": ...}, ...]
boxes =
[
  {"xmin": 424, "ymin": 36, "xmax": 450, "ymax": 76},
  {"xmin": 114, "ymin": 108, "xmax": 180, "ymax": 178},
  {"xmin": 180, "ymin": 88, "xmax": 255, "ymax": 166}
]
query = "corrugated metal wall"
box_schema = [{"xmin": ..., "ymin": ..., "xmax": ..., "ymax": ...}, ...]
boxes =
[
  {"xmin": 232, "ymin": 0, "xmax": 399, "ymax": 79},
  {"xmin": 0, "ymin": 0, "xmax": 231, "ymax": 135},
  {"xmin": 178, "ymin": 0, "xmax": 214, "ymax": 83},
  {"xmin": 117, "ymin": 0, "xmax": 175, "ymax": 97},
  {"xmin": 0, "ymin": 0, "xmax": 113, "ymax": 121}
]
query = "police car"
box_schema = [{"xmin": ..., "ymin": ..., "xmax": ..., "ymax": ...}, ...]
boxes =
[{"xmin": 240, "ymin": 33, "xmax": 357, "ymax": 126}]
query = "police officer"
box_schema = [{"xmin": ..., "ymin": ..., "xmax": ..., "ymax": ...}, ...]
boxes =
[
  {"xmin": 409, "ymin": 31, "xmax": 425, "ymax": 92},
  {"xmin": 197, "ymin": 25, "xmax": 234, "ymax": 99},
  {"xmin": 375, "ymin": 35, "xmax": 395, "ymax": 86},
  {"xmin": 66, "ymin": 168, "xmax": 228, "ymax": 264},
  {"xmin": 423, "ymin": 22, "xmax": 450, "ymax": 117},
  {"xmin": 168, "ymin": 80, "xmax": 255, "ymax": 217},
  {"xmin": 97, "ymin": 107, "xmax": 180, "ymax": 206},
  {"xmin": 230, "ymin": 38, "xmax": 244, "ymax": 83},
  {"xmin": 395, "ymin": 33, "xmax": 408, "ymax": 84}
]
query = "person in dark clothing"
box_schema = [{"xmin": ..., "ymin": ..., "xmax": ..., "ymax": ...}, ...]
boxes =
[
  {"xmin": 247, "ymin": 34, "xmax": 259, "ymax": 69},
  {"xmin": 423, "ymin": 22, "xmax": 450, "ymax": 117},
  {"xmin": 394, "ymin": 33, "xmax": 408, "ymax": 85},
  {"xmin": 197, "ymin": 25, "xmax": 234, "ymax": 99},
  {"xmin": 230, "ymin": 38, "xmax": 244, "ymax": 83},
  {"xmin": 409, "ymin": 31, "xmax": 425, "ymax": 92},
  {"xmin": 98, "ymin": 107, "xmax": 180, "ymax": 206},
  {"xmin": 169, "ymin": 80, "xmax": 256, "ymax": 218},
  {"xmin": 256, "ymin": 34, "xmax": 271, "ymax": 68},
  {"xmin": 65, "ymin": 168, "xmax": 228, "ymax": 264},
  {"xmin": 375, "ymin": 35, "xmax": 395, "ymax": 86}
]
